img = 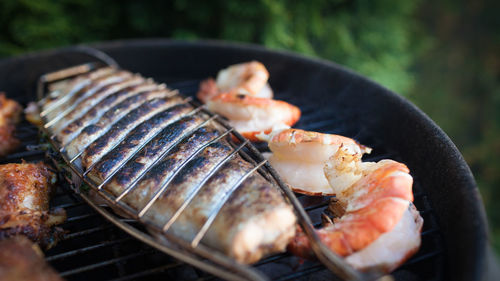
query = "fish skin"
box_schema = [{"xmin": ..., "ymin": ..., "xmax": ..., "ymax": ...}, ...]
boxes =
[
  {"xmin": 81, "ymin": 97, "xmax": 186, "ymax": 169},
  {"xmin": 51, "ymin": 75, "xmax": 146, "ymax": 133},
  {"xmin": 57, "ymin": 82, "xmax": 159, "ymax": 145},
  {"xmin": 41, "ymin": 67, "xmax": 117, "ymax": 113},
  {"xmin": 88, "ymin": 104, "xmax": 195, "ymax": 182},
  {"xmin": 45, "ymin": 70, "xmax": 131, "ymax": 122},
  {"xmin": 65, "ymin": 89, "xmax": 177, "ymax": 161}
]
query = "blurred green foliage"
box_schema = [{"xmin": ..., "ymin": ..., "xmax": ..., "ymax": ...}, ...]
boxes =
[
  {"xmin": 411, "ymin": 0, "xmax": 500, "ymax": 252},
  {"xmin": 0, "ymin": 0, "xmax": 425, "ymax": 94},
  {"xmin": 0, "ymin": 0, "xmax": 499, "ymax": 251}
]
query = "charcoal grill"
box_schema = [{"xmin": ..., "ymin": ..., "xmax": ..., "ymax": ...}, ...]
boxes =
[{"xmin": 0, "ymin": 39, "xmax": 490, "ymax": 281}]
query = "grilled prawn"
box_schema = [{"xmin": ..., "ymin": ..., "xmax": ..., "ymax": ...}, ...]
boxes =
[
  {"xmin": 258, "ymin": 128, "xmax": 372, "ymax": 195},
  {"xmin": 260, "ymin": 128, "xmax": 423, "ymax": 271},
  {"xmin": 40, "ymin": 67, "xmax": 297, "ymax": 264},
  {"xmin": 289, "ymin": 147, "xmax": 423, "ymax": 271},
  {"xmin": 207, "ymin": 93, "xmax": 301, "ymax": 141},
  {"xmin": 197, "ymin": 61, "xmax": 273, "ymax": 103},
  {"xmin": 197, "ymin": 62, "xmax": 301, "ymax": 141}
]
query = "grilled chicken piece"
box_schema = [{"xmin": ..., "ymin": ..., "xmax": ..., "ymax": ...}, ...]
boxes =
[
  {"xmin": 0, "ymin": 93, "xmax": 22, "ymax": 157},
  {"xmin": 0, "ymin": 236, "xmax": 64, "ymax": 281},
  {"xmin": 0, "ymin": 163, "xmax": 66, "ymax": 248},
  {"xmin": 45, "ymin": 67, "xmax": 297, "ymax": 264},
  {"xmin": 65, "ymin": 89, "xmax": 178, "ymax": 161}
]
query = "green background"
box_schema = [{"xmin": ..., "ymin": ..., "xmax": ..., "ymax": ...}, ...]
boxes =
[{"xmin": 1, "ymin": 0, "xmax": 499, "ymax": 252}]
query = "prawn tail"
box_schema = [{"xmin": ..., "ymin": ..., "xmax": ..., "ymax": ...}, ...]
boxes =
[{"xmin": 196, "ymin": 78, "xmax": 219, "ymax": 103}]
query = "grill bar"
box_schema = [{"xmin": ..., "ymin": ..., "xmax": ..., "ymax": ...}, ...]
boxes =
[
  {"xmin": 46, "ymin": 238, "xmax": 133, "ymax": 261},
  {"xmin": 108, "ymin": 263, "xmax": 183, "ymax": 281},
  {"xmin": 59, "ymin": 250, "xmax": 157, "ymax": 277}
]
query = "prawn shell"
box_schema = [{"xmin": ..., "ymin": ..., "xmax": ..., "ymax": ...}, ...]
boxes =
[
  {"xmin": 216, "ymin": 61, "xmax": 269, "ymax": 96},
  {"xmin": 289, "ymin": 187, "xmax": 334, "ymax": 196}
]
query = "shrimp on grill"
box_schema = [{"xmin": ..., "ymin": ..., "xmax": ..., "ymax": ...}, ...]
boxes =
[
  {"xmin": 286, "ymin": 142, "xmax": 423, "ymax": 272},
  {"xmin": 207, "ymin": 93, "xmax": 301, "ymax": 141},
  {"xmin": 197, "ymin": 61, "xmax": 273, "ymax": 103},
  {"xmin": 197, "ymin": 61, "xmax": 300, "ymax": 141},
  {"xmin": 258, "ymin": 128, "xmax": 372, "ymax": 195},
  {"xmin": 0, "ymin": 93, "xmax": 22, "ymax": 157}
]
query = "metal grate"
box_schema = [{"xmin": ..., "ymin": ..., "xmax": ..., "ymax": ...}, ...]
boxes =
[{"xmin": 1, "ymin": 78, "xmax": 445, "ymax": 281}]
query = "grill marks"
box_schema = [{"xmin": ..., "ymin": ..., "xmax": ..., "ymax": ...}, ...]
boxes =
[
  {"xmin": 45, "ymin": 70, "xmax": 131, "ymax": 122},
  {"xmin": 88, "ymin": 105, "xmax": 196, "ymax": 182},
  {"xmin": 159, "ymin": 157, "xmax": 254, "ymax": 240},
  {"xmin": 57, "ymin": 82, "xmax": 159, "ymax": 145},
  {"xmin": 81, "ymin": 96, "xmax": 186, "ymax": 169},
  {"xmin": 65, "ymin": 89, "xmax": 177, "ymax": 160},
  {"xmin": 104, "ymin": 126, "xmax": 221, "ymax": 209},
  {"xmin": 41, "ymin": 67, "xmax": 117, "ymax": 115},
  {"xmin": 51, "ymin": 75, "xmax": 145, "ymax": 133}
]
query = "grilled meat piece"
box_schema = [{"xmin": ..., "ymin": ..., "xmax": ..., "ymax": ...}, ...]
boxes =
[
  {"xmin": 0, "ymin": 93, "xmax": 22, "ymax": 157},
  {"xmin": 0, "ymin": 163, "xmax": 66, "ymax": 248},
  {"xmin": 43, "ymin": 66, "xmax": 297, "ymax": 264},
  {"xmin": 0, "ymin": 236, "xmax": 63, "ymax": 281}
]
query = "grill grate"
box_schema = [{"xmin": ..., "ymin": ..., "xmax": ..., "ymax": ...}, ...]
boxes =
[{"xmin": 1, "ymin": 79, "xmax": 445, "ymax": 281}]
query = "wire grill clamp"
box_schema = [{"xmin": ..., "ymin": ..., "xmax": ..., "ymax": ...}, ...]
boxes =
[{"xmin": 37, "ymin": 61, "xmax": 379, "ymax": 281}]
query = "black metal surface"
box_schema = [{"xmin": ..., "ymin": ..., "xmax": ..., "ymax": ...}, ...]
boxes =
[{"xmin": 0, "ymin": 39, "xmax": 489, "ymax": 281}]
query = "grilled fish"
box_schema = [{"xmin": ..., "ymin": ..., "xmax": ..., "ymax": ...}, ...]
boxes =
[{"xmin": 41, "ymin": 67, "xmax": 296, "ymax": 264}]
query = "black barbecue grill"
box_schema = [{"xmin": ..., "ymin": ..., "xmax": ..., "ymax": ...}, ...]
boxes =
[{"xmin": 0, "ymin": 39, "xmax": 490, "ymax": 281}]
